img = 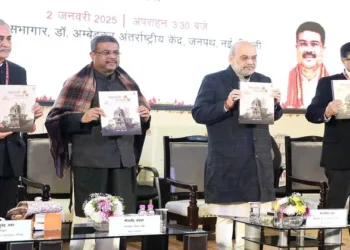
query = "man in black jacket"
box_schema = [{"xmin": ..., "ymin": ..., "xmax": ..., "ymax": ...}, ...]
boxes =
[
  {"xmin": 305, "ymin": 42, "xmax": 350, "ymax": 222},
  {"xmin": 45, "ymin": 35, "xmax": 150, "ymax": 250},
  {"xmin": 0, "ymin": 19, "xmax": 43, "ymax": 221},
  {"xmin": 192, "ymin": 40, "xmax": 282, "ymax": 250}
]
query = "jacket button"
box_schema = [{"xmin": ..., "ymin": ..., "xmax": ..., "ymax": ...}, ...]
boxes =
[{"xmin": 255, "ymin": 155, "xmax": 258, "ymax": 158}]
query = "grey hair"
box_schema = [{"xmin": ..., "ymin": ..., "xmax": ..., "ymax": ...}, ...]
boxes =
[
  {"xmin": 90, "ymin": 35, "xmax": 119, "ymax": 52},
  {"xmin": 0, "ymin": 19, "xmax": 11, "ymax": 30},
  {"xmin": 229, "ymin": 40, "xmax": 253, "ymax": 57}
]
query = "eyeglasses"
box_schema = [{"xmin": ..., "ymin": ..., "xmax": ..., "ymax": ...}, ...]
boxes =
[
  {"xmin": 297, "ymin": 41, "xmax": 322, "ymax": 48},
  {"xmin": 240, "ymin": 55, "xmax": 257, "ymax": 62},
  {"xmin": 95, "ymin": 50, "xmax": 121, "ymax": 56}
]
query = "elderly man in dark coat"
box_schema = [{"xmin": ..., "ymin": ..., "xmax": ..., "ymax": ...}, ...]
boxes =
[{"xmin": 192, "ymin": 40, "xmax": 283, "ymax": 250}]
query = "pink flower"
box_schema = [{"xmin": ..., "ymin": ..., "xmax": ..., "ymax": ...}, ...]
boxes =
[
  {"xmin": 98, "ymin": 199, "xmax": 112, "ymax": 213},
  {"xmin": 305, "ymin": 206, "xmax": 310, "ymax": 216},
  {"xmin": 100, "ymin": 211, "xmax": 109, "ymax": 222}
]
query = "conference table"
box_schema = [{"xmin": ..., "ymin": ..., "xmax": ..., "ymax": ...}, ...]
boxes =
[
  {"xmin": 225, "ymin": 216, "xmax": 350, "ymax": 250},
  {"xmin": 3, "ymin": 222, "xmax": 209, "ymax": 250}
]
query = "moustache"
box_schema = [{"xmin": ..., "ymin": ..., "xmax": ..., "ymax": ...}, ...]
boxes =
[
  {"xmin": 302, "ymin": 52, "xmax": 316, "ymax": 58},
  {"xmin": 245, "ymin": 64, "xmax": 255, "ymax": 68},
  {"xmin": 0, "ymin": 48, "xmax": 11, "ymax": 53}
]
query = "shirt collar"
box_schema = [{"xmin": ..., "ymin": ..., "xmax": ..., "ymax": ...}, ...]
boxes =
[
  {"xmin": 345, "ymin": 69, "xmax": 350, "ymax": 79},
  {"xmin": 94, "ymin": 69, "xmax": 116, "ymax": 81}
]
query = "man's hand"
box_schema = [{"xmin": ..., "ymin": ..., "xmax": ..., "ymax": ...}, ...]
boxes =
[
  {"xmin": 226, "ymin": 89, "xmax": 241, "ymax": 108},
  {"xmin": 0, "ymin": 124, "xmax": 12, "ymax": 140},
  {"xmin": 28, "ymin": 124, "xmax": 36, "ymax": 134},
  {"xmin": 138, "ymin": 105, "xmax": 150, "ymax": 122},
  {"xmin": 272, "ymin": 89, "xmax": 281, "ymax": 104},
  {"xmin": 32, "ymin": 102, "xmax": 44, "ymax": 119},
  {"xmin": 325, "ymin": 100, "xmax": 343, "ymax": 118},
  {"xmin": 81, "ymin": 108, "xmax": 106, "ymax": 123}
]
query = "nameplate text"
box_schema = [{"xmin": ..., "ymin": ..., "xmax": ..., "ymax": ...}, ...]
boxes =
[
  {"xmin": 109, "ymin": 215, "xmax": 161, "ymax": 236},
  {"xmin": 306, "ymin": 209, "xmax": 348, "ymax": 227},
  {"xmin": 0, "ymin": 220, "xmax": 32, "ymax": 242}
]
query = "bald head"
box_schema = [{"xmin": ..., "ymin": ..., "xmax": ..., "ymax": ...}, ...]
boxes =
[
  {"xmin": 229, "ymin": 40, "xmax": 256, "ymax": 56},
  {"xmin": 229, "ymin": 40, "xmax": 257, "ymax": 77}
]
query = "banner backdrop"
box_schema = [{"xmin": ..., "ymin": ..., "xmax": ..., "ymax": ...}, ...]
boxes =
[{"xmin": 1, "ymin": 0, "xmax": 348, "ymax": 108}]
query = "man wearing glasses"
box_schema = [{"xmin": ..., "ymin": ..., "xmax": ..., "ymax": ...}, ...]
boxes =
[
  {"xmin": 284, "ymin": 21, "xmax": 328, "ymax": 109},
  {"xmin": 0, "ymin": 19, "xmax": 44, "ymax": 216},
  {"xmin": 306, "ymin": 42, "xmax": 350, "ymax": 227},
  {"xmin": 0, "ymin": 19, "xmax": 44, "ymax": 250},
  {"xmin": 45, "ymin": 35, "xmax": 151, "ymax": 249}
]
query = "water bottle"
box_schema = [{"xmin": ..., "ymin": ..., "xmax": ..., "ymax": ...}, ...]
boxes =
[
  {"xmin": 137, "ymin": 205, "xmax": 147, "ymax": 216},
  {"xmin": 147, "ymin": 204, "xmax": 155, "ymax": 216},
  {"xmin": 249, "ymin": 202, "xmax": 261, "ymax": 222}
]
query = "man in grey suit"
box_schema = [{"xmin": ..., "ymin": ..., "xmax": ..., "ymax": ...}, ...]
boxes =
[{"xmin": 192, "ymin": 40, "xmax": 282, "ymax": 250}]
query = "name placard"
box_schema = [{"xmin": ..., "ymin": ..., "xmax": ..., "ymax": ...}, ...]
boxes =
[
  {"xmin": 109, "ymin": 215, "xmax": 161, "ymax": 236},
  {"xmin": 306, "ymin": 209, "xmax": 348, "ymax": 227},
  {"xmin": 0, "ymin": 220, "xmax": 32, "ymax": 242}
]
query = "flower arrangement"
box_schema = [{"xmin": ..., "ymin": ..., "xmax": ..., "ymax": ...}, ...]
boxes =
[
  {"xmin": 273, "ymin": 193, "xmax": 310, "ymax": 217},
  {"xmin": 83, "ymin": 193, "xmax": 124, "ymax": 223}
]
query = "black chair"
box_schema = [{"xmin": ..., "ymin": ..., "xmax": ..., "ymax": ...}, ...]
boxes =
[
  {"xmin": 284, "ymin": 135, "xmax": 328, "ymax": 206},
  {"xmin": 22, "ymin": 133, "xmax": 71, "ymax": 200},
  {"xmin": 285, "ymin": 135, "xmax": 329, "ymax": 250},
  {"xmin": 133, "ymin": 121, "xmax": 162, "ymax": 208},
  {"xmin": 271, "ymin": 136, "xmax": 286, "ymax": 198},
  {"xmin": 136, "ymin": 165, "xmax": 162, "ymax": 208},
  {"xmin": 161, "ymin": 135, "xmax": 216, "ymax": 236},
  {"xmin": 17, "ymin": 176, "xmax": 51, "ymax": 203}
]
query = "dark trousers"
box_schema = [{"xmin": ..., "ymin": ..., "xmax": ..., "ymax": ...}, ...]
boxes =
[
  {"xmin": 0, "ymin": 177, "xmax": 18, "ymax": 250},
  {"xmin": 73, "ymin": 166, "xmax": 137, "ymax": 217},
  {"xmin": 0, "ymin": 177, "xmax": 18, "ymax": 218},
  {"xmin": 325, "ymin": 169, "xmax": 350, "ymax": 222}
]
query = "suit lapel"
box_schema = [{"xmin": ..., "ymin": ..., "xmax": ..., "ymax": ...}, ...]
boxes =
[
  {"xmin": 249, "ymin": 72, "xmax": 260, "ymax": 82},
  {"xmin": 224, "ymin": 66, "xmax": 240, "ymax": 89},
  {"xmin": 337, "ymin": 72, "xmax": 346, "ymax": 80}
]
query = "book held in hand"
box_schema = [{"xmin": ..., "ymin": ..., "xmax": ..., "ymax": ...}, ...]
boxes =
[
  {"xmin": 98, "ymin": 91, "xmax": 142, "ymax": 136},
  {"xmin": 239, "ymin": 81, "xmax": 274, "ymax": 124},
  {"xmin": 0, "ymin": 85, "xmax": 36, "ymax": 132},
  {"xmin": 331, "ymin": 80, "xmax": 350, "ymax": 119}
]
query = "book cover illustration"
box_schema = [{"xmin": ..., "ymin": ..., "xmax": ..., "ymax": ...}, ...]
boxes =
[
  {"xmin": 0, "ymin": 85, "xmax": 36, "ymax": 132},
  {"xmin": 239, "ymin": 82, "xmax": 274, "ymax": 124},
  {"xmin": 331, "ymin": 79, "xmax": 350, "ymax": 119},
  {"xmin": 98, "ymin": 91, "xmax": 141, "ymax": 136}
]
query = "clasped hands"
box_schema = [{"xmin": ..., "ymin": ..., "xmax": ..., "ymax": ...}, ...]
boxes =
[
  {"xmin": 225, "ymin": 89, "xmax": 281, "ymax": 109},
  {"xmin": 0, "ymin": 102, "xmax": 43, "ymax": 140},
  {"xmin": 81, "ymin": 105, "xmax": 150, "ymax": 123}
]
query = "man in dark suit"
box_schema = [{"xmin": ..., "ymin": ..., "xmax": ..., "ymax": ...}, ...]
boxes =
[
  {"xmin": 45, "ymin": 35, "xmax": 150, "ymax": 250},
  {"xmin": 0, "ymin": 19, "xmax": 43, "ymax": 222},
  {"xmin": 192, "ymin": 40, "xmax": 283, "ymax": 250},
  {"xmin": 305, "ymin": 42, "xmax": 350, "ymax": 223}
]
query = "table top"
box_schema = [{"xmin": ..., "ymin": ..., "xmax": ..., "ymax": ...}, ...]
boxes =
[
  {"xmin": 243, "ymin": 236, "xmax": 343, "ymax": 248},
  {"xmin": 222, "ymin": 216, "xmax": 350, "ymax": 230},
  {"xmin": 0, "ymin": 222, "xmax": 208, "ymax": 243}
]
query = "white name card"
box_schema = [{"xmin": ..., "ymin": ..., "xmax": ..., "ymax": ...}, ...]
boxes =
[
  {"xmin": 109, "ymin": 215, "xmax": 161, "ymax": 236},
  {"xmin": 306, "ymin": 209, "xmax": 348, "ymax": 227},
  {"xmin": 0, "ymin": 220, "xmax": 32, "ymax": 242}
]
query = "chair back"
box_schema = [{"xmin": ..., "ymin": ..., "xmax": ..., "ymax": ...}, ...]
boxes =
[
  {"xmin": 285, "ymin": 136, "xmax": 327, "ymax": 193},
  {"xmin": 164, "ymin": 135, "xmax": 208, "ymax": 195},
  {"xmin": 271, "ymin": 136, "xmax": 282, "ymax": 188},
  {"xmin": 25, "ymin": 133, "xmax": 71, "ymax": 195}
]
